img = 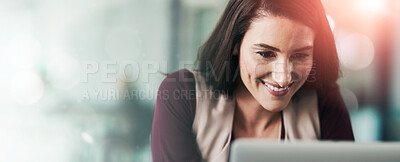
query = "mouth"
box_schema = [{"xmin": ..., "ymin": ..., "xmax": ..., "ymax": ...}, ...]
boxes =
[{"xmin": 259, "ymin": 79, "xmax": 294, "ymax": 97}]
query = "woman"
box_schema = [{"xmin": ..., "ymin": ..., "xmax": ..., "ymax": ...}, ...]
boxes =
[{"xmin": 152, "ymin": 0, "xmax": 354, "ymax": 161}]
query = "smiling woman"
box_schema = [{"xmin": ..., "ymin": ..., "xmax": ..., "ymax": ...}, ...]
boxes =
[
  {"xmin": 236, "ymin": 16, "xmax": 315, "ymax": 112},
  {"xmin": 151, "ymin": 0, "xmax": 354, "ymax": 162}
]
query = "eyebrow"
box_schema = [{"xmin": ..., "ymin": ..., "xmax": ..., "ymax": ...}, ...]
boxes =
[
  {"xmin": 254, "ymin": 43, "xmax": 281, "ymax": 52},
  {"xmin": 254, "ymin": 43, "xmax": 314, "ymax": 52}
]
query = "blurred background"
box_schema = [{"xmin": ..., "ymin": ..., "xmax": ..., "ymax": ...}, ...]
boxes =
[{"xmin": 0, "ymin": 0, "xmax": 399, "ymax": 161}]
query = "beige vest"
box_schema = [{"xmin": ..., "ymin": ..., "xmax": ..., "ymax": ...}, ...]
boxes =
[{"xmin": 190, "ymin": 70, "xmax": 320, "ymax": 162}]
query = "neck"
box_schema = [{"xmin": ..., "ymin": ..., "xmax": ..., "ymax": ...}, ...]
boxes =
[{"xmin": 234, "ymin": 82, "xmax": 281, "ymax": 136}]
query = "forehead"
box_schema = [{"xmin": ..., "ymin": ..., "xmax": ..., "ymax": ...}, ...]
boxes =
[{"xmin": 243, "ymin": 16, "xmax": 315, "ymax": 51}]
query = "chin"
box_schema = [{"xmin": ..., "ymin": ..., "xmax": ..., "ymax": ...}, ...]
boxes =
[{"xmin": 261, "ymin": 101, "xmax": 289, "ymax": 112}]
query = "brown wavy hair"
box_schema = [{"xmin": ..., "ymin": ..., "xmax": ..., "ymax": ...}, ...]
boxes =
[{"xmin": 195, "ymin": 0, "xmax": 340, "ymax": 97}]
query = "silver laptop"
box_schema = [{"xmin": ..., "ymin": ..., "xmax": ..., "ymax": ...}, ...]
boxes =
[{"xmin": 230, "ymin": 139, "xmax": 400, "ymax": 162}]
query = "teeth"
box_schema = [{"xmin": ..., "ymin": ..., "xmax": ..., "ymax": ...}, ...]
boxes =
[{"xmin": 264, "ymin": 82, "xmax": 289, "ymax": 92}]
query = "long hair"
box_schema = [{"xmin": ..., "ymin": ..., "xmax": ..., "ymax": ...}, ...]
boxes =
[{"xmin": 195, "ymin": 0, "xmax": 340, "ymax": 97}]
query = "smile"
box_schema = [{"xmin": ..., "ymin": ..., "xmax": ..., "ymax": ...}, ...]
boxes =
[{"xmin": 259, "ymin": 80, "xmax": 293, "ymax": 97}]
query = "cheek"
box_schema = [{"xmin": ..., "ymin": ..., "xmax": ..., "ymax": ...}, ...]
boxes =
[
  {"xmin": 292, "ymin": 60, "xmax": 313, "ymax": 81},
  {"xmin": 240, "ymin": 55, "xmax": 258, "ymax": 78},
  {"xmin": 241, "ymin": 55, "xmax": 274, "ymax": 78},
  {"xmin": 254, "ymin": 63, "xmax": 273, "ymax": 78},
  {"xmin": 241, "ymin": 58, "xmax": 273, "ymax": 80}
]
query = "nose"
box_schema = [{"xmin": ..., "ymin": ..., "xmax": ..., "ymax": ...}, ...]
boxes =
[{"xmin": 272, "ymin": 60, "xmax": 292, "ymax": 87}]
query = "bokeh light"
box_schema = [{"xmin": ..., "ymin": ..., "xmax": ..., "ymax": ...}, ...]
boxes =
[
  {"xmin": 340, "ymin": 88, "xmax": 359, "ymax": 111},
  {"xmin": 45, "ymin": 53, "xmax": 80, "ymax": 90},
  {"xmin": 337, "ymin": 33, "xmax": 375, "ymax": 70},
  {"xmin": 1, "ymin": 35, "xmax": 42, "ymax": 70},
  {"xmin": 355, "ymin": 0, "xmax": 387, "ymax": 15},
  {"xmin": 10, "ymin": 71, "xmax": 44, "ymax": 106},
  {"xmin": 81, "ymin": 132, "xmax": 94, "ymax": 144}
]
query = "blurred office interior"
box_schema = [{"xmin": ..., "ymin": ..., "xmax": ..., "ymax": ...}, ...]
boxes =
[{"xmin": 0, "ymin": 0, "xmax": 399, "ymax": 161}]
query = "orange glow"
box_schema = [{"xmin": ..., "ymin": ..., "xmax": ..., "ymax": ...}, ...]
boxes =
[{"xmin": 355, "ymin": 0, "xmax": 387, "ymax": 15}]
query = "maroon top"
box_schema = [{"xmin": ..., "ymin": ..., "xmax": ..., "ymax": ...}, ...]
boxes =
[{"xmin": 151, "ymin": 69, "xmax": 354, "ymax": 162}]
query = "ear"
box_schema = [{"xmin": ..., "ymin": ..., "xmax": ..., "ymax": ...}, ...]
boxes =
[{"xmin": 232, "ymin": 43, "xmax": 239, "ymax": 55}]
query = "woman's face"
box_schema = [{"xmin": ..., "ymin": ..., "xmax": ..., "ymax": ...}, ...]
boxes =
[{"xmin": 237, "ymin": 16, "xmax": 315, "ymax": 112}]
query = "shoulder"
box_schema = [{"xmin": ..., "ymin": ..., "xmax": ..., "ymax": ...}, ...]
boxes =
[
  {"xmin": 158, "ymin": 69, "xmax": 196, "ymax": 99},
  {"xmin": 152, "ymin": 69, "xmax": 203, "ymax": 161},
  {"xmin": 155, "ymin": 69, "xmax": 197, "ymax": 127},
  {"xmin": 316, "ymin": 84, "xmax": 355, "ymax": 140},
  {"xmin": 159, "ymin": 69, "xmax": 195, "ymax": 91}
]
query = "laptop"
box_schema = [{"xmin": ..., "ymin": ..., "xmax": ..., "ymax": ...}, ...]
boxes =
[{"xmin": 230, "ymin": 139, "xmax": 400, "ymax": 162}]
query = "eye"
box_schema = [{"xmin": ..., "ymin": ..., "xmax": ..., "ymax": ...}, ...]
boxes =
[
  {"xmin": 291, "ymin": 53, "xmax": 310, "ymax": 60},
  {"xmin": 256, "ymin": 51, "xmax": 276, "ymax": 58}
]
